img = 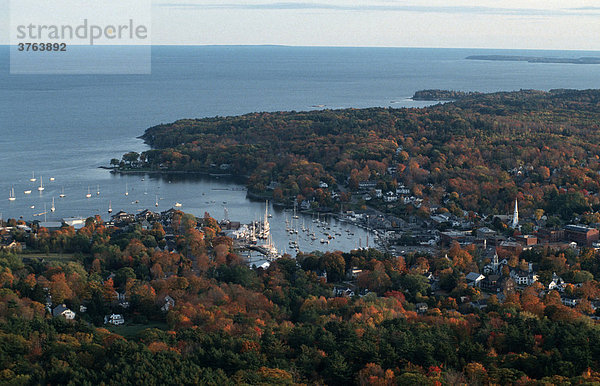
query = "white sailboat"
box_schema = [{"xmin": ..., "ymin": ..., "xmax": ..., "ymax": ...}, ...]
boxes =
[
  {"xmin": 125, "ymin": 182, "xmax": 129, "ymax": 196},
  {"xmin": 108, "ymin": 200, "xmax": 113, "ymax": 213},
  {"xmin": 155, "ymin": 195, "xmax": 159, "ymax": 207},
  {"xmin": 8, "ymin": 188, "xmax": 16, "ymax": 201},
  {"xmin": 30, "ymin": 172, "xmax": 36, "ymax": 182},
  {"xmin": 259, "ymin": 201, "xmax": 270, "ymax": 239},
  {"xmin": 37, "ymin": 176, "xmax": 44, "ymax": 191},
  {"xmin": 96, "ymin": 184, "xmax": 100, "ymax": 195},
  {"xmin": 50, "ymin": 197, "xmax": 56, "ymax": 212},
  {"xmin": 86, "ymin": 186, "xmax": 92, "ymax": 198},
  {"xmin": 59, "ymin": 187, "xmax": 65, "ymax": 198}
]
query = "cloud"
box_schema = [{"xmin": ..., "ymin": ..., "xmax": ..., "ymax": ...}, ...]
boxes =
[{"xmin": 157, "ymin": 1, "xmax": 598, "ymax": 16}]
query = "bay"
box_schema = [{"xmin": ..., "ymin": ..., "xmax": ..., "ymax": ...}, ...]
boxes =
[{"xmin": 1, "ymin": 45, "xmax": 599, "ymax": 253}]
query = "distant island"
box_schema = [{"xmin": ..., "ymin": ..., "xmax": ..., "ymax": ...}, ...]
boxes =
[
  {"xmin": 466, "ymin": 55, "xmax": 600, "ymax": 65},
  {"xmin": 411, "ymin": 89, "xmax": 478, "ymax": 101}
]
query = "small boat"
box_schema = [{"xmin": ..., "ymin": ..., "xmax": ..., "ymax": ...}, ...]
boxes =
[
  {"xmin": 86, "ymin": 186, "xmax": 92, "ymax": 198},
  {"xmin": 59, "ymin": 187, "xmax": 65, "ymax": 198},
  {"xmin": 96, "ymin": 184, "xmax": 100, "ymax": 195},
  {"xmin": 37, "ymin": 176, "xmax": 44, "ymax": 191},
  {"xmin": 24, "ymin": 190, "xmax": 31, "ymax": 194},
  {"xmin": 30, "ymin": 205, "xmax": 35, "ymax": 209},
  {"xmin": 108, "ymin": 200, "xmax": 113, "ymax": 213},
  {"xmin": 49, "ymin": 177, "xmax": 55, "ymax": 181},
  {"xmin": 125, "ymin": 182, "xmax": 129, "ymax": 196},
  {"xmin": 30, "ymin": 172, "xmax": 36, "ymax": 182},
  {"xmin": 8, "ymin": 187, "xmax": 16, "ymax": 201},
  {"xmin": 175, "ymin": 202, "xmax": 182, "ymax": 207},
  {"xmin": 50, "ymin": 197, "xmax": 55, "ymax": 212},
  {"xmin": 155, "ymin": 195, "xmax": 159, "ymax": 207}
]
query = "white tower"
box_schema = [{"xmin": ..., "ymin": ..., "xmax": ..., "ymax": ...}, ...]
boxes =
[
  {"xmin": 511, "ymin": 199, "xmax": 519, "ymax": 229},
  {"xmin": 492, "ymin": 251, "xmax": 499, "ymax": 272}
]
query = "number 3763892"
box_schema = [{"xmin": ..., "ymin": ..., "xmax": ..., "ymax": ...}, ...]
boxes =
[{"xmin": 17, "ymin": 43, "xmax": 67, "ymax": 52}]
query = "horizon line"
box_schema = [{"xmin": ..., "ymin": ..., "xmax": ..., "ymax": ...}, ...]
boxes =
[{"xmin": 1, "ymin": 43, "xmax": 599, "ymax": 52}]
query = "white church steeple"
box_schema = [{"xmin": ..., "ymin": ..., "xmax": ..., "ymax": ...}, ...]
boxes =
[{"xmin": 511, "ymin": 198, "xmax": 519, "ymax": 229}]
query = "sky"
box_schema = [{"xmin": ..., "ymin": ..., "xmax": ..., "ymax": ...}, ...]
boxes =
[{"xmin": 1, "ymin": 0, "xmax": 600, "ymax": 49}]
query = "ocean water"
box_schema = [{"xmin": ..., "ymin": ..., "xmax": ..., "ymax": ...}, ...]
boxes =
[{"xmin": 1, "ymin": 45, "xmax": 599, "ymax": 252}]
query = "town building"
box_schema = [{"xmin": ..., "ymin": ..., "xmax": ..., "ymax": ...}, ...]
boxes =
[{"xmin": 564, "ymin": 225, "xmax": 599, "ymax": 246}]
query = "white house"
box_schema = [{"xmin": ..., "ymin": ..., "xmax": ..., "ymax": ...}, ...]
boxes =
[
  {"xmin": 383, "ymin": 192, "xmax": 398, "ymax": 202},
  {"xmin": 509, "ymin": 267, "xmax": 538, "ymax": 286},
  {"xmin": 396, "ymin": 186, "xmax": 410, "ymax": 195},
  {"xmin": 465, "ymin": 272, "xmax": 485, "ymax": 287},
  {"xmin": 333, "ymin": 287, "xmax": 355, "ymax": 297},
  {"xmin": 52, "ymin": 304, "xmax": 75, "ymax": 320},
  {"xmin": 105, "ymin": 314, "xmax": 125, "ymax": 325},
  {"xmin": 561, "ymin": 297, "xmax": 580, "ymax": 307},
  {"xmin": 415, "ymin": 302, "xmax": 429, "ymax": 314},
  {"xmin": 161, "ymin": 295, "xmax": 176, "ymax": 312},
  {"xmin": 548, "ymin": 273, "xmax": 565, "ymax": 291}
]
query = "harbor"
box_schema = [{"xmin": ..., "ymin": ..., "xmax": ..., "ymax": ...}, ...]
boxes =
[
  {"xmin": 1, "ymin": 172, "xmax": 378, "ymax": 256},
  {"xmin": 222, "ymin": 200, "xmax": 382, "ymax": 263}
]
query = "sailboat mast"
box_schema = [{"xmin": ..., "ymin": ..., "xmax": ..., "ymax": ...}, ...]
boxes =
[{"xmin": 264, "ymin": 200, "xmax": 268, "ymax": 230}]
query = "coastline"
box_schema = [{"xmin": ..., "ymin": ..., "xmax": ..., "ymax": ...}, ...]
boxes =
[{"xmin": 107, "ymin": 167, "xmax": 237, "ymax": 178}]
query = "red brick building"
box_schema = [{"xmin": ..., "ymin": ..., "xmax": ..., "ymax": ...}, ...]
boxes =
[{"xmin": 564, "ymin": 225, "xmax": 599, "ymax": 246}]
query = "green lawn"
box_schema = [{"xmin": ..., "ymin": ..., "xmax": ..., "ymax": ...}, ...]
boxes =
[{"xmin": 106, "ymin": 321, "xmax": 169, "ymax": 339}]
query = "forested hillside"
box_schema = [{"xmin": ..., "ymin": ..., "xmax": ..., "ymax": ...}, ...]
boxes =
[
  {"xmin": 2, "ymin": 212, "xmax": 600, "ymax": 384},
  {"xmin": 121, "ymin": 89, "xmax": 600, "ymax": 219}
]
